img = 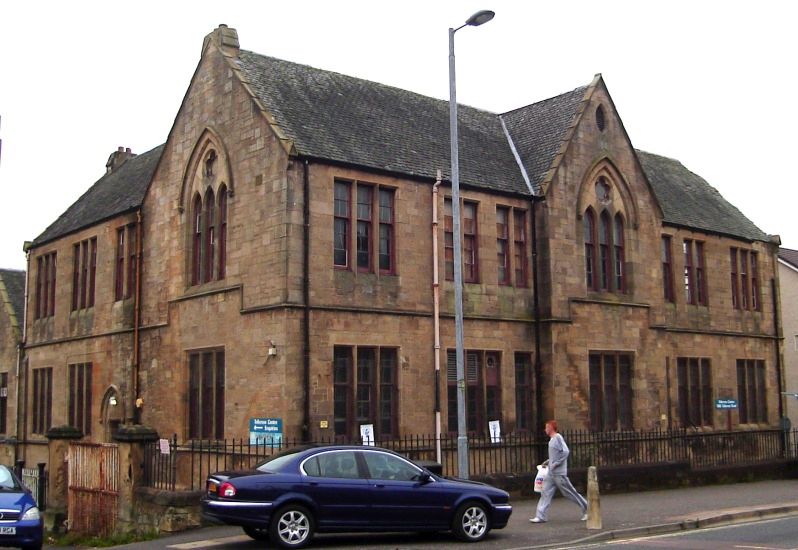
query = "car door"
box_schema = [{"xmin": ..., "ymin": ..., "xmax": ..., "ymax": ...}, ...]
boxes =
[
  {"xmin": 361, "ymin": 450, "xmax": 452, "ymax": 529},
  {"xmin": 301, "ymin": 450, "xmax": 371, "ymax": 529}
]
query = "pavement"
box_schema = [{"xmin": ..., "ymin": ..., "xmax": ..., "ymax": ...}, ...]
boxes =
[
  {"xmin": 56, "ymin": 478, "xmax": 798, "ymax": 549},
  {"xmin": 509, "ymin": 478, "xmax": 798, "ymax": 548}
]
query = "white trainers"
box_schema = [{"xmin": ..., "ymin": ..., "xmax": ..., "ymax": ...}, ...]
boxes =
[
  {"xmin": 529, "ymin": 517, "xmax": 545, "ymax": 523},
  {"xmin": 581, "ymin": 514, "xmax": 588, "ymax": 521}
]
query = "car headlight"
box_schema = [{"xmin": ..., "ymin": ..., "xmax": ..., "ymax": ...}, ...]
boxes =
[{"xmin": 22, "ymin": 506, "xmax": 40, "ymax": 521}]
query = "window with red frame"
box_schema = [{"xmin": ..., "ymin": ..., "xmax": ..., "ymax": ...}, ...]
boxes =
[
  {"xmin": 218, "ymin": 185, "xmax": 228, "ymax": 280},
  {"xmin": 463, "ymin": 202, "xmax": 479, "ymax": 283},
  {"xmin": 750, "ymin": 252, "xmax": 759, "ymax": 310},
  {"xmin": 333, "ymin": 181, "xmax": 351, "ymax": 268},
  {"xmin": 115, "ymin": 228, "xmax": 126, "ymax": 301},
  {"xmin": 192, "ymin": 195, "xmax": 203, "ymax": 285},
  {"xmin": 599, "ymin": 212, "xmax": 611, "ymax": 290},
  {"xmin": 115, "ymin": 224, "xmax": 138, "ymax": 301},
  {"xmin": 684, "ymin": 240, "xmax": 695, "ymax": 304},
  {"xmin": 589, "ymin": 352, "xmax": 633, "ymax": 431},
  {"xmin": 188, "ymin": 349, "xmax": 225, "ymax": 439},
  {"xmin": 71, "ymin": 238, "xmax": 96, "ymax": 311},
  {"xmin": 496, "ymin": 206, "xmax": 510, "ymax": 285},
  {"xmin": 730, "ymin": 248, "xmax": 739, "ymax": 309},
  {"xmin": 737, "ymin": 359, "xmax": 766, "ymax": 424},
  {"xmin": 513, "ymin": 209, "xmax": 528, "ymax": 287},
  {"xmin": 662, "ymin": 235, "xmax": 675, "ymax": 302},
  {"xmin": 204, "ymin": 188, "xmax": 216, "ymax": 282},
  {"xmin": 356, "ymin": 185, "xmax": 372, "ymax": 271},
  {"xmin": 127, "ymin": 225, "xmax": 137, "ymax": 298},
  {"xmin": 444, "ymin": 199, "xmax": 454, "ymax": 280},
  {"xmin": 190, "ymin": 187, "xmax": 227, "ymax": 286},
  {"xmin": 683, "ymin": 239, "xmax": 708, "ymax": 306},
  {"xmin": 447, "ymin": 349, "xmax": 501, "ymax": 435},
  {"xmin": 514, "ymin": 353, "xmax": 533, "ymax": 431},
  {"xmin": 584, "ymin": 209, "xmax": 596, "ymax": 290},
  {"xmin": 32, "ymin": 367, "xmax": 52, "ymax": 434},
  {"xmin": 35, "ymin": 252, "xmax": 57, "ymax": 319},
  {"xmin": 730, "ymin": 247, "xmax": 760, "ymax": 311},
  {"xmin": 333, "ymin": 345, "xmax": 397, "ymax": 439},
  {"xmin": 378, "ymin": 188, "xmax": 395, "ymax": 274},
  {"xmin": 613, "ymin": 214, "xmax": 625, "ymax": 292},
  {"xmin": 677, "ymin": 357, "xmax": 713, "ymax": 427},
  {"xmin": 68, "ymin": 362, "xmax": 92, "ymax": 435}
]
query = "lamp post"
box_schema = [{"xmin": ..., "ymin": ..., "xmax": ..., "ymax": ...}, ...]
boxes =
[{"xmin": 449, "ymin": 9, "xmax": 494, "ymax": 480}]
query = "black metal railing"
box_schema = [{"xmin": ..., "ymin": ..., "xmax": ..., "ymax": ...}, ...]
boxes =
[{"xmin": 142, "ymin": 428, "xmax": 798, "ymax": 491}]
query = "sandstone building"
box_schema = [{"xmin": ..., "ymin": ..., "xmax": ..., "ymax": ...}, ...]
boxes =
[
  {"xmin": 0, "ymin": 269, "xmax": 25, "ymax": 465},
  {"xmin": 10, "ymin": 26, "xmax": 785, "ymax": 467},
  {"xmin": 778, "ymin": 248, "xmax": 798, "ymax": 428}
]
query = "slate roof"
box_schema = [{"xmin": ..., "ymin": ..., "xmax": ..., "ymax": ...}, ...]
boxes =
[
  {"xmin": 780, "ymin": 248, "xmax": 798, "ymax": 269},
  {"xmin": 636, "ymin": 150, "xmax": 768, "ymax": 242},
  {"xmin": 237, "ymin": 51, "xmax": 530, "ymax": 195},
  {"xmin": 500, "ymin": 86, "xmax": 589, "ymax": 194},
  {"xmin": 33, "ymin": 145, "xmax": 164, "ymax": 246},
  {"xmin": 0, "ymin": 268, "xmax": 26, "ymax": 326}
]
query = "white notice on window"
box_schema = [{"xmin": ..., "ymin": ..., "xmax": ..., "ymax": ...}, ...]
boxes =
[
  {"xmin": 489, "ymin": 420, "xmax": 502, "ymax": 444},
  {"xmin": 360, "ymin": 424, "xmax": 375, "ymax": 446},
  {"xmin": 159, "ymin": 438, "xmax": 171, "ymax": 455}
]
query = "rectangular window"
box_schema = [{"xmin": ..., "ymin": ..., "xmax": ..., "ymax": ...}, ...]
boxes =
[
  {"xmin": 68, "ymin": 363, "xmax": 92, "ymax": 435},
  {"xmin": 737, "ymin": 359, "xmax": 767, "ymax": 424},
  {"xmin": 662, "ymin": 236, "xmax": 674, "ymax": 302},
  {"xmin": 378, "ymin": 189, "xmax": 395, "ymax": 274},
  {"xmin": 730, "ymin": 248, "xmax": 739, "ymax": 309},
  {"xmin": 683, "ymin": 239, "xmax": 707, "ymax": 305},
  {"xmin": 71, "ymin": 238, "xmax": 97, "ymax": 311},
  {"xmin": 444, "ymin": 199, "xmax": 454, "ymax": 281},
  {"xmin": 740, "ymin": 249, "xmax": 749, "ymax": 309},
  {"xmin": 677, "ymin": 357, "xmax": 713, "ymax": 427},
  {"xmin": 187, "ymin": 350, "xmax": 225, "ymax": 439},
  {"xmin": 356, "ymin": 185, "xmax": 372, "ymax": 271},
  {"xmin": 463, "ymin": 202, "xmax": 479, "ymax": 283},
  {"xmin": 513, "ymin": 210, "xmax": 528, "ymax": 287},
  {"xmin": 589, "ymin": 352, "xmax": 633, "ymax": 431},
  {"xmin": 683, "ymin": 240, "xmax": 694, "ymax": 304},
  {"xmin": 0, "ymin": 373, "xmax": 7, "ymax": 433},
  {"xmin": 695, "ymin": 241, "xmax": 707, "ymax": 305},
  {"xmin": 496, "ymin": 207, "xmax": 510, "ymax": 285},
  {"xmin": 447, "ymin": 349, "xmax": 501, "ymax": 435},
  {"xmin": 127, "ymin": 225, "xmax": 137, "ymax": 299},
  {"xmin": 333, "ymin": 181, "xmax": 351, "ymax": 267},
  {"xmin": 333, "ymin": 346, "xmax": 397, "ymax": 439},
  {"xmin": 35, "ymin": 252, "xmax": 57, "ymax": 319},
  {"xmin": 750, "ymin": 252, "xmax": 759, "ymax": 310},
  {"xmin": 115, "ymin": 228, "xmax": 126, "ymax": 301},
  {"xmin": 32, "ymin": 367, "xmax": 53, "ymax": 434},
  {"xmin": 514, "ymin": 353, "xmax": 533, "ymax": 431}
]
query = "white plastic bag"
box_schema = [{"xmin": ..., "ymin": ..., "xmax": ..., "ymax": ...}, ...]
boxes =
[{"xmin": 534, "ymin": 465, "xmax": 549, "ymax": 493}]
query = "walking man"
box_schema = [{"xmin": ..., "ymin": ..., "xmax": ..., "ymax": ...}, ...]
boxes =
[{"xmin": 530, "ymin": 420, "xmax": 588, "ymax": 523}]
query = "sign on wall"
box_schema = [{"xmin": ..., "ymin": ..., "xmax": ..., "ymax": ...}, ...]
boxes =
[
  {"xmin": 249, "ymin": 417, "xmax": 283, "ymax": 446},
  {"xmin": 715, "ymin": 399, "xmax": 738, "ymax": 409}
]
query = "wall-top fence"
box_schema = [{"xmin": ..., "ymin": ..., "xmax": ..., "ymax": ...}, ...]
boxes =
[{"xmin": 143, "ymin": 428, "xmax": 798, "ymax": 492}]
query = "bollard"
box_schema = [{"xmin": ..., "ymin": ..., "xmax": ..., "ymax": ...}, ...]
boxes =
[{"xmin": 586, "ymin": 465, "xmax": 602, "ymax": 530}]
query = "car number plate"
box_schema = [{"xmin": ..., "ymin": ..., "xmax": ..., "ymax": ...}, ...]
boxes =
[{"xmin": 0, "ymin": 526, "xmax": 16, "ymax": 535}]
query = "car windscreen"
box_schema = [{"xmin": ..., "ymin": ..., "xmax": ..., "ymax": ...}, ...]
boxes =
[{"xmin": 0, "ymin": 466, "xmax": 22, "ymax": 491}]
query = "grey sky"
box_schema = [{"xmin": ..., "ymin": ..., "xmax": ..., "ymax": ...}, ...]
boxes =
[{"xmin": 1, "ymin": 0, "xmax": 795, "ymax": 271}]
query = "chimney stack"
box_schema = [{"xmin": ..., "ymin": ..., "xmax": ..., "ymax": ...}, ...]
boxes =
[
  {"xmin": 202, "ymin": 24, "xmax": 240, "ymax": 58},
  {"xmin": 106, "ymin": 146, "xmax": 137, "ymax": 174}
]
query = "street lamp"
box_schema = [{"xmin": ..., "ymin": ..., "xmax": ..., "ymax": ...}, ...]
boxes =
[{"xmin": 449, "ymin": 9, "xmax": 494, "ymax": 480}]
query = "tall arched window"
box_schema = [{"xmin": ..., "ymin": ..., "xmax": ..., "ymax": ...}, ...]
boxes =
[
  {"xmin": 584, "ymin": 209, "xmax": 596, "ymax": 290},
  {"xmin": 218, "ymin": 185, "xmax": 227, "ymax": 280},
  {"xmin": 192, "ymin": 195, "xmax": 203, "ymax": 286},
  {"xmin": 599, "ymin": 211, "xmax": 612, "ymax": 290},
  {"xmin": 204, "ymin": 189, "xmax": 216, "ymax": 283},
  {"xmin": 614, "ymin": 214, "xmax": 625, "ymax": 292}
]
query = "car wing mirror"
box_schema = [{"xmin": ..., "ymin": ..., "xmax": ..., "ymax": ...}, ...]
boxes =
[{"xmin": 418, "ymin": 471, "xmax": 433, "ymax": 484}]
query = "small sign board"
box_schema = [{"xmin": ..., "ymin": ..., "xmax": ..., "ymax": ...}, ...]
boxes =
[
  {"xmin": 159, "ymin": 438, "xmax": 171, "ymax": 455},
  {"xmin": 360, "ymin": 424, "xmax": 375, "ymax": 446},
  {"xmin": 249, "ymin": 417, "xmax": 283, "ymax": 446},
  {"xmin": 489, "ymin": 420, "xmax": 502, "ymax": 444},
  {"xmin": 715, "ymin": 399, "xmax": 738, "ymax": 409}
]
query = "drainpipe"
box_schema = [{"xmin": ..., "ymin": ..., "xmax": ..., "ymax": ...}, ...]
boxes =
[
  {"xmin": 531, "ymin": 198, "xmax": 544, "ymax": 443},
  {"xmin": 133, "ymin": 210, "xmax": 143, "ymax": 424},
  {"xmin": 432, "ymin": 170, "xmax": 443, "ymax": 463},
  {"xmin": 770, "ymin": 278, "xmax": 787, "ymax": 455},
  {"xmin": 302, "ymin": 160, "xmax": 311, "ymax": 442},
  {"xmin": 15, "ymin": 245, "xmax": 32, "ymax": 464}
]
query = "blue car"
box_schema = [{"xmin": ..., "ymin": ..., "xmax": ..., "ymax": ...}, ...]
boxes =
[
  {"xmin": 202, "ymin": 445, "xmax": 512, "ymax": 548},
  {"xmin": 0, "ymin": 465, "xmax": 43, "ymax": 550}
]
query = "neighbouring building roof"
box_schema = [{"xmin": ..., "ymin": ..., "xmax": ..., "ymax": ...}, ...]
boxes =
[
  {"xmin": 33, "ymin": 145, "xmax": 164, "ymax": 247},
  {"xmin": 0, "ymin": 268, "xmax": 26, "ymax": 328},
  {"xmin": 636, "ymin": 151, "xmax": 768, "ymax": 242},
  {"xmin": 780, "ymin": 247, "xmax": 798, "ymax": 269}
]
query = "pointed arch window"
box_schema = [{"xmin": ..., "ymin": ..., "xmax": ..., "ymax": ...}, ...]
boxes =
[
  {"xmin": 218, "ymin": 185, "xmax": 228, "ymax": 280},
  {"xmin": 204, "ymin": 189, "xmax": 216, "ymax": 282},
  {"xmin": 599, "ymin": 212, "xmax": 611, "ymax": 290},
  {"xmin": 192, "ymin": 195, "xmax": 203, "ymax": 286},
  {"xmin": 613, "ymin": 214, "xmax": 625, "ymax": 292},
  {"xmin": 584, "ymin": 209, "xmax": 596, "ymax": 290}
]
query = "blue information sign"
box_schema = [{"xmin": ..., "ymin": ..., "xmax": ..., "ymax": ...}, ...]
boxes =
[
  {"xmin": 249, "ymin": 417, "xmax": 283, "ymax": 446},
  {"xmin": 715, "ymin": 399, "xmax": 738, "ymax": 409}
]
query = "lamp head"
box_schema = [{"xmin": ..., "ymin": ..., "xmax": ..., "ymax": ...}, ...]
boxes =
[{"xmin": 466, "ymin": 10, "xmax": 495, "ymax": 27}]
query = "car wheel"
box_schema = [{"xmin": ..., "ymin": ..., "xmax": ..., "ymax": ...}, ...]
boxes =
[
  {"xmin": 269, "ymin": 504, "xmax": 314, "ymax": 548},
  {"xmin": 243, "ymin": 525, "xmax": 270, "ymax": 541},
  {"xmin": 452, "ymin": 501, "xmax": 490, "ymax": 542}
]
